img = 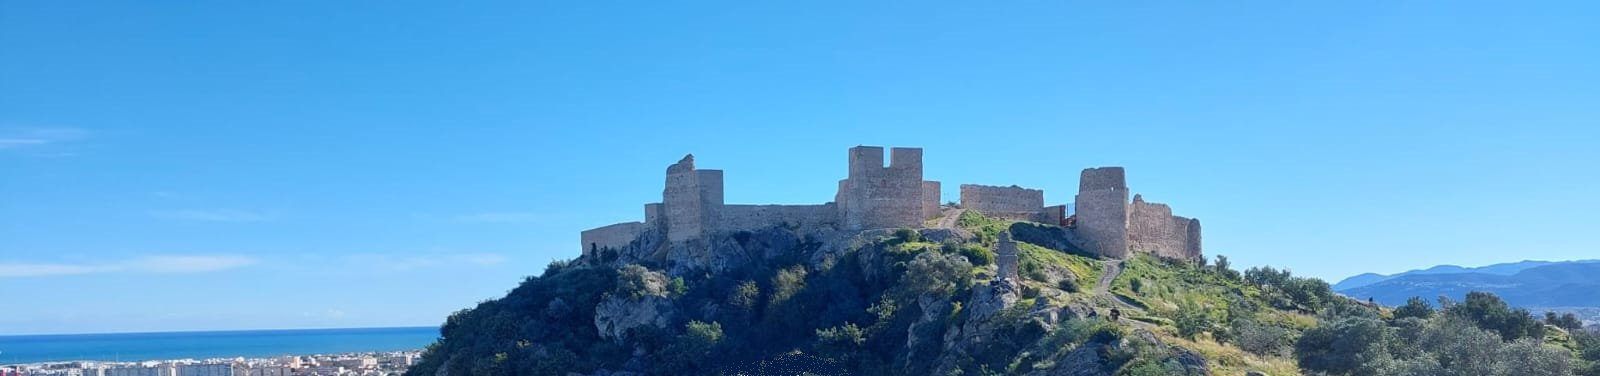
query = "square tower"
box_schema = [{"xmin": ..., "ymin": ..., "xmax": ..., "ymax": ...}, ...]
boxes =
[{"xmin": 837, "ymin": 146, "xmax": 929, "ymax": 230}]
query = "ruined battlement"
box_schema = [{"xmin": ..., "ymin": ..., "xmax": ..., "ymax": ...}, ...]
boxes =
[
  {"xmin": 1079, "ymin": 167, "xmax": 1127, "ymax": 192},
  {"xmin": 837, "ymin": 146, "xmax": 938, "ymax": 231},
  {"xmin": 960, "ymin": 184, "xmax": 1045, "ymax": 214},
  {"xmin": 578, "ymin": 147, "xmax": 1203, "ymax": 262}
]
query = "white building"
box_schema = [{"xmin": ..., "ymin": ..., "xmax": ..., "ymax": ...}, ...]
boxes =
[{"xmin": 174, "ymin": 364, "xmax": 231, "ymax": 376}]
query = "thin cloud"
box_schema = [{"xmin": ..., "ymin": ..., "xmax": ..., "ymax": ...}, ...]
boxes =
[
  {"xmin": 0, "ymin": 255, "xmax": 258, "ymax": 278},
  {"xmin": 451, "ymin": 212, "xmax": 547, "ymax": 224},
  {"xmin": 150, "ymin": 209, "xmax": 273, "ymax": 222},
  {"xmin": 0, "ymin": 127, "xmax": 87, "ymax": 150}
]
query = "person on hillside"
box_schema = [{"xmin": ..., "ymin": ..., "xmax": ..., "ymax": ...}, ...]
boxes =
[{"xmin": 1109, "ymin": 308, "xmax": 1122, "ymax": 323}]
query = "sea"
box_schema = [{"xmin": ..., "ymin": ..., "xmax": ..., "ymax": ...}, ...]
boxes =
[{"xmin": 0, "ymin": 327, "xmax": 437, "ymax": 365}]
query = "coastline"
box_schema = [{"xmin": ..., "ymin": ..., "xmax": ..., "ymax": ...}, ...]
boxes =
[{"xmin": 0, "ymin": 327, "xmax": 437, "ymax": 366}]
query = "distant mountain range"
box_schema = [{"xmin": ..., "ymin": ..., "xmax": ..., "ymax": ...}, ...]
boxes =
[{"xmin": 1335, "ymin": 260, "xmax": 1600, "ymax": 309}]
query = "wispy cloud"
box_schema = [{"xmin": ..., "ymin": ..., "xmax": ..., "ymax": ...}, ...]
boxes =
[
  {"xmin": 150, "ymin": 209, "xmax": 274, "ymax": 222},
  {"xmin": 451, "ymin": 212, "xmax": 547, "ymax": 224},
  {"xmin": 0, "ymin": 255, "xmax": 258, "ymax": 278},
  {"xmin": 0, "ymin": 127, "xmax": 88, "ymax": 151}
]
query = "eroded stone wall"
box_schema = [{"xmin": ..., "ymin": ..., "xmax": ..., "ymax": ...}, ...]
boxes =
[
  {"xmin": 995, "ymin": 231, "xmax": 1020, "ymax": 282},
  {"xmin": 1127, "ymin": 195, "xmax": 1202, "ymax": 260},
  {"xmin": 922, "ymin": 181, "xmax": 942, "ymax": 220},
  {"xmin": 960, "ymin": 184, "xmax": 1045, "ymax": 214},
  {"xmin": 718, "ymin": 204, "xmax": 838, "ymax": 232},
  {"xmin": 663, "ymin": 155, "xmax": 724, "ymax": 243},
  {"xmin": 1073, "ymin": 167, "xmax": 1129, "ymax": 258},
  {"xmin": 581, "ymin": 222, "xmax": 647, "ymax": 257}
]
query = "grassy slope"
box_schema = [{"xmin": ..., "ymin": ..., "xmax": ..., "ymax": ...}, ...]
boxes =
[{"xmin": 956, "ymin": 211, "xmax": 1307, "ymax": 376}]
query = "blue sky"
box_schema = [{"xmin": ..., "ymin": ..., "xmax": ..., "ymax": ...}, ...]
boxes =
[{"xmin": 2, "ymin": 1, "xmax": 1597, "ymax": 335}]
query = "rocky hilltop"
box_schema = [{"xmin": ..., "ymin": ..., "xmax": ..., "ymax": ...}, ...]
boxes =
[
  {"xmin": 399, "ymin": 147, "xmax": 1600, "ymax": 376},
  {"xmin": 403, "ymin": 209, "xmax": 1326, "ymax": 376}
]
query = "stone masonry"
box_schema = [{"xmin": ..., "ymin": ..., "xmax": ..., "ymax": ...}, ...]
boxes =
[
  {"xmin": 580, "ymin": 146, "xmax": 942, "ymax": 257},
  {"xmin": 580, "ymin": 147, "xmax": 1204, "ymax": 262},
  {"xmin": 836, "ymin": 146, "xmax": 936, "ymax": 231},
  {"xmin": 995, "ymin": 231, "xmax": 1021, "ymax": 282},
  {"xmin": 1128, "ymin": 195, "xmax": 1203, "ymax": 260},
  {"xmin": 1074, "ymin": 167, "xmax": 1131, "ymax": 258},
  {"xmin": 960, "ymin": 184, "xmax": 1044, "ymax": 214}
]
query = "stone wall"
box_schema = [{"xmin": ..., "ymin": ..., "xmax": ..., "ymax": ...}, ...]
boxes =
[
  {"xmin": 662, "ymin": 155, "xmax": 723, "ymax": 243},
  {"xmin": 580, "ymin": 222, "xmax": 647, "ymax": 257},
  {"xmin": 644, "ymin": 203, "xmax": 663, "ymax": 226},
  {"xmin": 922, "ymin": 181, "xmax": 942, "ymax": 220},
  {"xmin": 960, "ymin": 184, "xmax": 1045, "ymax": 214},
  {"xmin": 717, "ymin": 204, "xmax": 838, "ymax": 232},
  {"xmin": 1184, "ymin": 217, "xmax": 1202, "ymax": 261},
  {"xmin": 995, "ymin": 231, "xmax": 1020, "ymax": 282},
  {"xmin": 837, "ymin": 146, "xmax": 929, "ymax": 230},
  {"xmin": 1073, "ymin": 167, "xmax": 1129, "ymax": 258},
  {"xmin": 1127, "ymin": 195, "xmax": 1203, "ymax": 260},
  {"xmin": 1043, "ymin": 205, "xmax": 1067, "ymax": 227}
]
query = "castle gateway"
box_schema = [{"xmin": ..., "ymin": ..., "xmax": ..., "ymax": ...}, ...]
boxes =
[{"xmin": 580, "ymin": 146, "xmax": 1201, "ymax": 261}]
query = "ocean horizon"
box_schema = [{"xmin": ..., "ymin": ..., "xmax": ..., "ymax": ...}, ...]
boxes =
[{"xmin": 0, "ymin": 326, "xmax": 438, "ymax": 365}]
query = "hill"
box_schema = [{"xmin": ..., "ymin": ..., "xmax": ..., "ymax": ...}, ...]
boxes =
[
  {"xmin": 1332, "ymin": 260, "xmax": 1598, "ymax": 291},
  {"xmin": 1340, "ymin": 262, "xmax": 1600, "ymax": 310},
  {"xmin": 401, "ymin": 210, "xmax": 1599, "ymax": 376}
]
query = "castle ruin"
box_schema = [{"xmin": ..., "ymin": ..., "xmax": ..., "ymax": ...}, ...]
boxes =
[{"xmin": 580, "ymin": 146, "xmax": 1203, "ymax": 262}]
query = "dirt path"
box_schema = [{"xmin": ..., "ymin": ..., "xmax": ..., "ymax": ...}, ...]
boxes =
[
  {"xmin": 1093, "ymin": 259, "xmax": 1156, "ymax": 329},
  {"xmin": 1095, "ymin": 260, "xmax": 1122, "ymax": 293},
  {"xmin": 935, "ymin": 208, "xmax": 966, "ymax": 229}
]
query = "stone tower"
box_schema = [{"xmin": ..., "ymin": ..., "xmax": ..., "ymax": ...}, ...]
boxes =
[
  {"xmin": 1073, "ymin": 167, "xmax": 1129, "ymax": 258},
  {"xmin": 836, "ymin": 146, "xmax": 933, "ymax": 231},
  {"xmin": 662, "ymin": 154, "xmax": 724, "ymax": 243},
  {"xmin": 995, "ymin": 231, "xmax": 1020, "ymax": 282}
]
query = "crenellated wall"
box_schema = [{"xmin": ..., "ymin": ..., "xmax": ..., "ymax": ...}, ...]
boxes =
[
  {"xmin": 837, "ymin": 146, "xmax": 929, "ymax": 230},
  {"xmin": 580, "ymin": 148, "xmax": 1200, "ymax": 262}
]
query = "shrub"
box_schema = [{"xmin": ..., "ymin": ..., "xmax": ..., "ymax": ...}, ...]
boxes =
[
  {"xmin": 1394, "ymin": 296, "xmax": 1435, "ymax": 320},
  {"xmin": 959, "ymin": 245, "xmax": 995, "ymax": 266},
  {"xmin": 1058, "ymin": 278, "xmax": 1081, "ymax": 293}
]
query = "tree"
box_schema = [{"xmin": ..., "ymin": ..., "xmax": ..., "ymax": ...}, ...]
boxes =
[
  {"xmin": 769, "ymin": 265, "xmax": 808, "ymax": 311},
  {"xmin": 729, "ymin": 280, "xmax": 761, "ymax": 314},
  {"xmin": 656, "ymin": 321, "xmax": 725, "ymax": 374},
  {"xmin": 816, "ymin": 323, "xmax": 867, "ymax": 365},
  {"xmin": 1244, "ymin": 266, "xmax": 1291, "ymax": 289},
  {"xmin": 1294, "ymin": 315, "xmax": 1392, "ymax": 376},
  {"xmin": 1418, "ymin": 317, "xmax": 1503, "ymax": 376},
  {"xmin": 1445, "ymin": 292, "xmax": 1544, "ymax": 342},
  {"xmin": 899, "ymin": 251, "xmax": 973, "ymax": 299},
  {"xmin": 1493, "ymin": 338, "xmax": 1573, "ymax": 376},
  {"xmin": 1213, "ymin": 255, "xmax": 1240, "ymax": 281},
  {"xmin": 1175, "ymin": 303, "xmax": 1212, "ymax": 341},
  {"xmin": 1281, "ymin": 277, "xmax": 1333, "ymax": 312},
  {"xmin": 1395, "ymin": 296, "xmax": 1436, "ymax": 320}
]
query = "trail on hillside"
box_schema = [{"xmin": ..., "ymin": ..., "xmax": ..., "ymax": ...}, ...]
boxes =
[
  {"xmin": 1096, "ymin": 260, "xmax": 1122, "ymax": 293},
  {"xmin": 936, "ymin": 208, "xmax": 965, "ymax": 229},
  {"xmin": 1092, "ymin": 259, "xmax": 1158, "ymax": 330}
]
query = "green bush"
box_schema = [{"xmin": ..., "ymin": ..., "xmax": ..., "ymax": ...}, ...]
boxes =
[
  {"xmin": 960, "ymin": 245, "xmax": 995, "ymax": 266},
  {"xmin": 1058, "ymin": 278, "xmax": 1081, "ymax": 293}
]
